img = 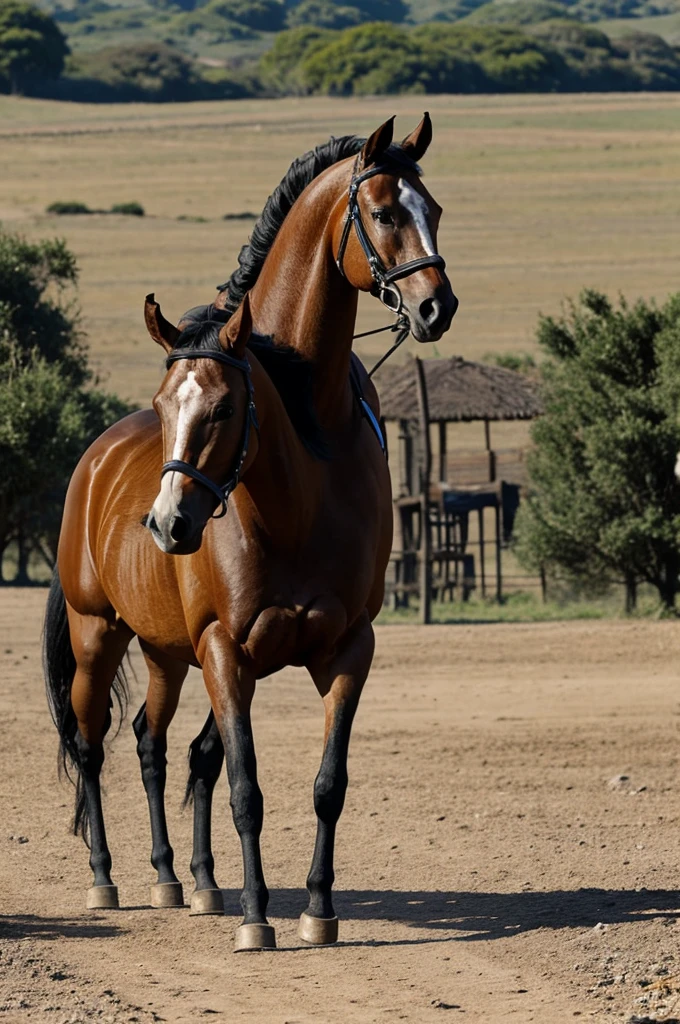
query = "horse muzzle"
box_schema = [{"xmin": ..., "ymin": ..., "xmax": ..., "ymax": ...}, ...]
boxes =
[
  {"xmin": 146, "ymin": 507, "xmax": 205, "ymax": 555},
  {"xmin": 407, "ymin": 285, "xmax": 459, "ymax": 343}
]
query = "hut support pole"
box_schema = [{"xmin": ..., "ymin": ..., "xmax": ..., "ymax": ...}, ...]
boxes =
[
  {"xmin": 438, "ymin": 421, "xmax": 447, "ymax": 482},
  {"xmin": 495, "ymin": 502, "xmax": 502, "ymax": 603},
  {"xmin": 484, "ymin": 419, "xmax": 496, "ymax": 483},
  {"xmin": 415, "ymin": 359, "xmax": 432, "ymax": 625},
  {"xmin": 478, "ymin": 508, "xmax": 486, "ymax": 599}
]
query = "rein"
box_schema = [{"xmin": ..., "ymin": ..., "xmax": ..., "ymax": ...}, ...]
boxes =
[{"xmin": 160, "ymin": 348, "xmax": 259, "ymax": 519}]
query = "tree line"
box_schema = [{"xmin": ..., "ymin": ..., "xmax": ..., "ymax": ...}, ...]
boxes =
[{"xmin": 2, "ymin": 0, "xmax": 680, "ymax": 99}]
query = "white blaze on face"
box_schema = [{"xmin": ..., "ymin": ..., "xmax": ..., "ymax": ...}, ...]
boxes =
[
  {"xmin": 397, "ymin": 178, "xmax": 435, "ymax": 257},
  {"xmin": 173, "ymin": 371, "xmax": 204, "ymax": 460},
  {"xmin": 153, "ymin": 370, "xmax": 204, "ymax": 520},
  {"xmin": 675, "ymin": 452, "xmax": 680, "ymax": 481}
]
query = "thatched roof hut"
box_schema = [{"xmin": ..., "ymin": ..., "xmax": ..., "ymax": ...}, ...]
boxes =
[{"xmin": 377, "ymin": 356, "xmax": 542, "ymax": 423}]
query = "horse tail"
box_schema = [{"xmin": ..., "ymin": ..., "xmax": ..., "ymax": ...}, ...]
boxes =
[{"xmin": 43, "ymin": 568, "xmax": 130, "ymax": 842}]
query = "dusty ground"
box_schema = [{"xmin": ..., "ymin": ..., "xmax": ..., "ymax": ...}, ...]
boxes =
[{"xmin": 2, "ymin": 591, "xmax": 680, "ymax": 1022}]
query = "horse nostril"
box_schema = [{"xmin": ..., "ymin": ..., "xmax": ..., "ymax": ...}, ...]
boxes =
[
  {"xmin": 169, "ymin": 514, "xmax": 191, "ymax": 542},
  {"xmin": 146, "ymin": 513, "xmax": 159, "ymax": 535},
  {"xmin": 419, "ymin": 297, "xmax": 442, "ymax": 327}
]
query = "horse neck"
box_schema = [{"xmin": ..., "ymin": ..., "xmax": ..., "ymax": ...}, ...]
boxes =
[{"xmin": 248, "ymin": 162, "xmax": 358, "ymax": 431}]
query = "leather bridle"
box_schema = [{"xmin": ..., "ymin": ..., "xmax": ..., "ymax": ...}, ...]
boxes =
[
  {"xmin": 160, "ymin": 348, "xmax": 258, "ymax": 519},
  {"xmin": 336, "ymin": 156, "xmax": 446, "ymax": 317}
]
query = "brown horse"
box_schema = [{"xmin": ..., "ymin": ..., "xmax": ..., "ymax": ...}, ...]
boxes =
[{"xmin": 44, "ymin": 114, "xmax": 457, "ymax": 950}]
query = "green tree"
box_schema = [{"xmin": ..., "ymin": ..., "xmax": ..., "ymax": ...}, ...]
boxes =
[
  {"xmin": 0, "ymin": 229, "xmax": 133, "ymax": 582},
  {"xmin": 286, "ymin": 0, "xmax": 365, "ymax": 29},
  {"xmin": 0, "ymin": 1, "xmax": 69, "ymax": 95},
  {"xmin": 515, "ymin": 290, "xmax": 680, "ymax": 611}
]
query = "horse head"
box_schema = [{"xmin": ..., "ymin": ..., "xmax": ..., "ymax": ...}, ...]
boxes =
[{"xmin": 144, "ymin": 294, "xmax": 258, "ymax": 555}]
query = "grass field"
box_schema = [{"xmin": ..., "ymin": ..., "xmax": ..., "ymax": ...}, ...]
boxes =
[{"xmin": 1, "ymin": 92, "xmax": 679, "ymax": 431}]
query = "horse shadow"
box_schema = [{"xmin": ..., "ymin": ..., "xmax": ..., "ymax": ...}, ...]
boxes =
[
  {"xmin": 217, "ymin": 886, "xmax": 680, "ymax": 946},
  {"xmin": 0, "ymin": 914, "xmax": 121, "ymax": 942}
]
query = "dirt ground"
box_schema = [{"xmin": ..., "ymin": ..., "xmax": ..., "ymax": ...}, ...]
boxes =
[{"xmin": 1, "ymin": 591, "xmax": 680, "ymax": 1022}]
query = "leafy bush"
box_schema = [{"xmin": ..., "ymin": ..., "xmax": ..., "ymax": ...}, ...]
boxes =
[
  {"xmin": 0, "ymin": 228, "xmax": 133, "ymax": 580},
  {"xmin": 0, "ymin": 1, "xmax": 69, "ymax": 94},
  {"xmin": 47, "ymin": 201, "xmax": 93, "ymax": 215},
  {"xmin": 515, "ymin": 290, "xmax": 680, "ymax": 610},
  {"xmin": 110, "ymin": 201, "xmax": 145, "ymax": 216}
]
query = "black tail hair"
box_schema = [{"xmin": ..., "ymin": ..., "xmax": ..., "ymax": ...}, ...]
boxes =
[{"xmin": 43, "ymin": 568, "xmax": 130, "ymax": 844}]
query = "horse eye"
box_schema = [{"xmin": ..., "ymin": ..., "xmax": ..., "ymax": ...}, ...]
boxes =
[
  {"xmin": 372, "ymin": 208, "xmax": 394, "ymax": 226},
  {"xmin": 211, "ymin": 401, "xmax": 234, "ymax": 422}
]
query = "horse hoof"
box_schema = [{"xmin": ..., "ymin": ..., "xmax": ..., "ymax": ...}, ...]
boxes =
[
  {"xmin": 298, "ymin": 912, "xmax": 339, "ymax": 945},
  {"xmin": 86, "ymin": 885, "xmax": 119, "ymax": 910},
  {"xmin": 234, "ymin": 923, "xmax": 277, "ymax": 952},
  {"xmin": 189, "ymin": 888, "xmax": 224, "ymax": 916},
  {"xmin": 150, "ymin": 882, "xmax": 184, "ymax": 908}
]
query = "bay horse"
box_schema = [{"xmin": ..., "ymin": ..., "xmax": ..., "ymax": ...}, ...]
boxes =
[{"xmin": 44, "ymin": 114, "xmax": 457, "ymax": 950}]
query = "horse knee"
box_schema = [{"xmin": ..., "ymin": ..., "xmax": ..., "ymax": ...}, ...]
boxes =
[
  {"xmin": 229, "ymin": 775, "xmax": 263, "ymax": 837},
  {"xmin": 313, "ymin": 764, "xmax": 347, "ymax": 825}
]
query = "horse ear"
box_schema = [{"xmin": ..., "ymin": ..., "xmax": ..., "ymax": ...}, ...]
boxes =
[
  {"xmin": 218, "ymin": 293, "xmax": 252, "ymax": 357},
  {"xmin": 401, "ymin": 112, "xmax": 432, "ymax": 164},
  {"xmin": 144, "ymin": 293, "xmax": 180, "ymax": 353},
  {"xmin": 360, "ymin": 116, "xmax": 395, "ymax": 170}
]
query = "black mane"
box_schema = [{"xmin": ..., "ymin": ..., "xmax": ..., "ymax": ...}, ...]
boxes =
[
  {"xmin": 220, "ymin": 136, "xmax": 422, "ymax": 315},
  {"xmin": 171, "ymin": 304, "xmax": 329, "ymax": 460}
]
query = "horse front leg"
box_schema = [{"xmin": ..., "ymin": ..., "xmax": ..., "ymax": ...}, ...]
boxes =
[
  {"xmin": 301, "ymin": 610, "xmax": 375, "ymax": 945},
  {"xmin": 200, "ymin": 624, "xmax": 274, "ymax": 951}
]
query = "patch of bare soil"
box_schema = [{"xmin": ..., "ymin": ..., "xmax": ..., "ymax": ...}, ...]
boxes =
[{"xmin": 1, "ymin": 590, "xmax": 680, "ymax": 1023}]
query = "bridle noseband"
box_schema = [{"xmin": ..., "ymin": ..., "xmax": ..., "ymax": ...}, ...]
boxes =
[
  {"xmin": 335, "ymin": 156, "xmax": 446, "ymax": 317},
  {"xmin": 160, "ymin": 348, "xmax": 258, "ymax": 519}
]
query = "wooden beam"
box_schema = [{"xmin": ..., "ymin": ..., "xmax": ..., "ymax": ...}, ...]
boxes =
[{"xmin": 415, "ymin": 358, "xmax": 432, "ymax": 625}]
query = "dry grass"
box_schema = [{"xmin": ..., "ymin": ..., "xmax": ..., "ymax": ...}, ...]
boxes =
[{"xmin": 1, "ymin": 92, "xmax": 679, "ymax": 432}]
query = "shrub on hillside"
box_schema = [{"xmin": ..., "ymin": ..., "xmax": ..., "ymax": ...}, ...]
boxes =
[
  {"xmin": 258, "ymin": 25, "xmax": 334, "ymax": 90},
  {"xmin": 286, "ymin": 0, "xmax": 365, "ymax": 28},
  {"xmin": 465, "ymin": 0, "xmax": 575, "ymax": 25},
  {"xmin": 110, "ymin": 202, "xmax": 145, "ymax": 216},
  {"xmin": 207, "ymin": 0, "xmax": 286, "ymax": 29},
  {"xmin": 47, "ymin": 201, "xmax": 93, "ymax": 215},
  {"xmin": 66, "ymin": 42, "xmax": 202, "ymax": 100}
]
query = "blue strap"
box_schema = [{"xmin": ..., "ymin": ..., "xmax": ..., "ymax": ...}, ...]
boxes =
[{"xmin": 359, "ymin": 397, "xmax": 386, "ymax": 456}]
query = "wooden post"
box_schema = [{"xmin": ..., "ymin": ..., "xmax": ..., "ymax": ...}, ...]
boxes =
[
  {"xmin": 415, "ymin": 358, "xmax": 432, "ymax": 625},
  {"xmin": 484, "ymin": 419, "xmax": 496, "ymax": 482},
  {"xmin": 438, "ymin": 421, "xmax": 447, "ymax": 483},
  {"xmin": 494, "ymin": 501, "xmax": 502, "ymax": 603},
  {"xmin": 478, "ymin": 507, "xmax": 486, "ymax": 599}
]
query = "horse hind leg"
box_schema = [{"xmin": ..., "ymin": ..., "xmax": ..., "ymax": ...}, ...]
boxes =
[
  {"xmin": 185, "ymin": 709, "xmax": 225, "ymax": 915},
  {"xmin": 134, "ymin": 642, "xmax": 188, "ymax": 909},
  {"xmin": 44, "ymin": 575, "xmax": 133, "ymax": 910}
]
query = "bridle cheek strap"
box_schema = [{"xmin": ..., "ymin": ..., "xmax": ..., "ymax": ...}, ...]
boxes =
[
  {"xmin": 160, "ymin": 349, "xmax": 258, "ymax": 520},
  {"xmin": 335, "ymin": 160, "xmax": 446, "ymax": 316}
]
